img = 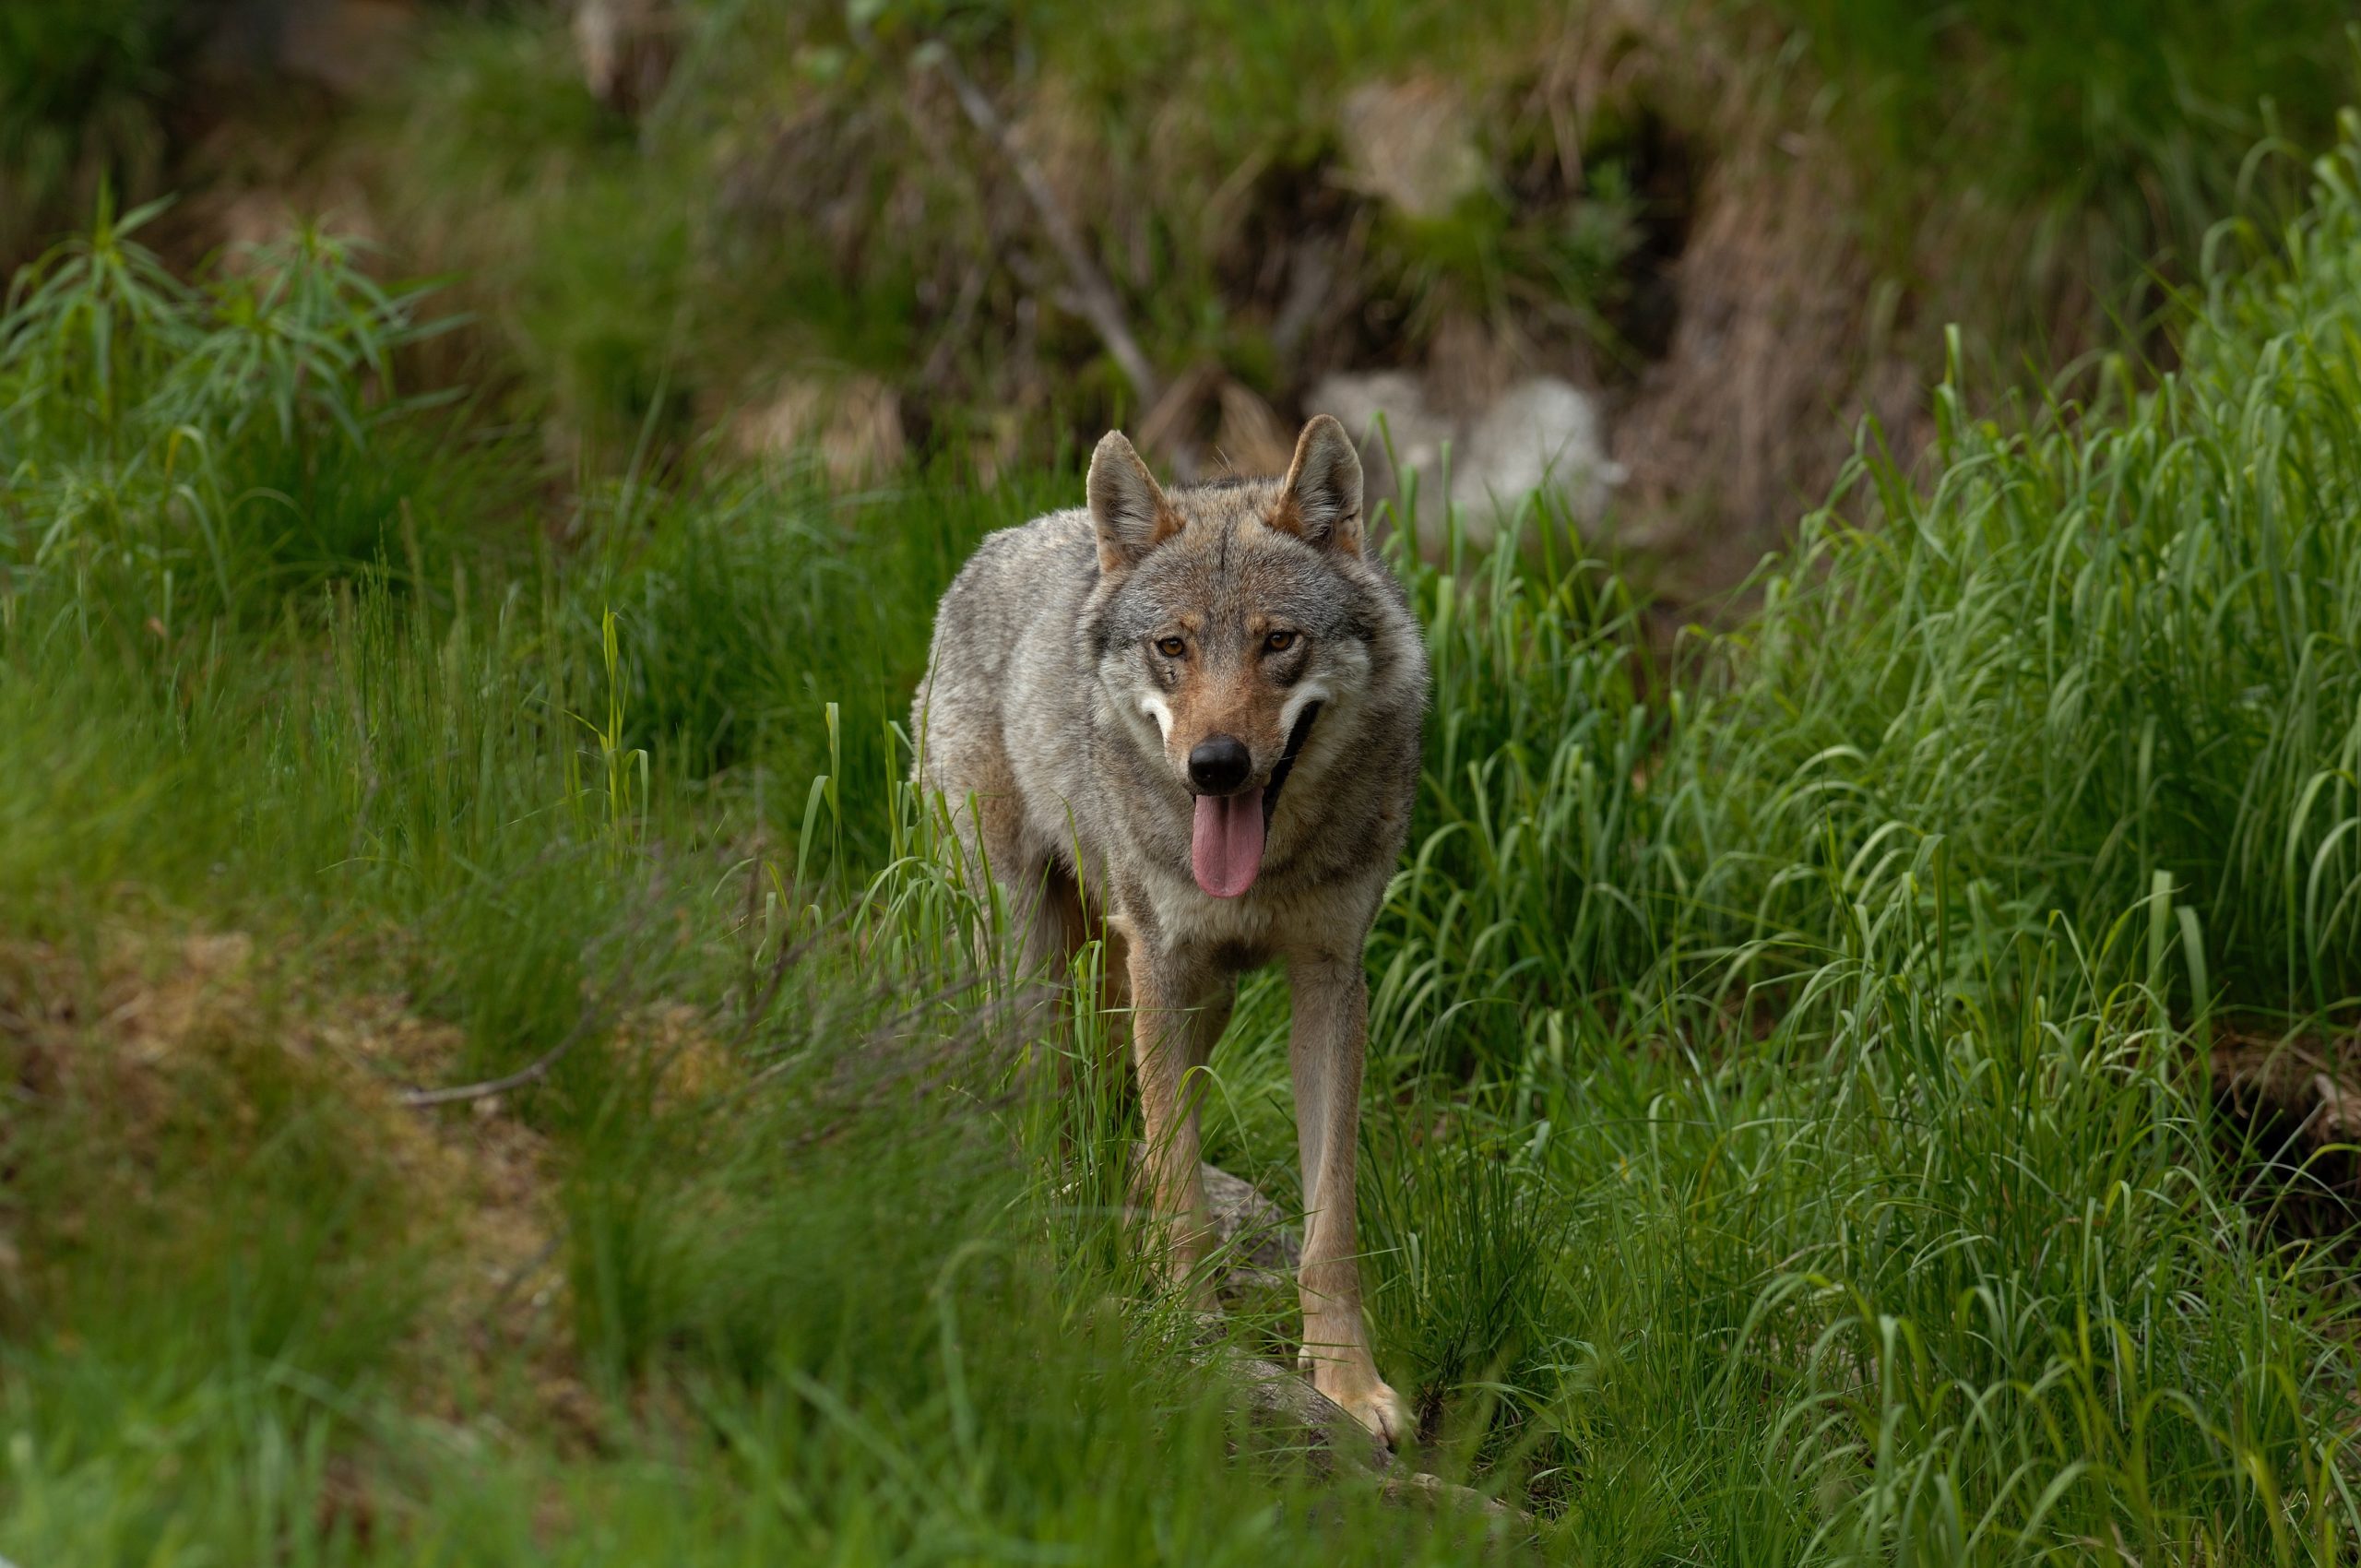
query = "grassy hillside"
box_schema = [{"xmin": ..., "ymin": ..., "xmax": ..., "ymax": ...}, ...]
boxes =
[
  {"xmin": 348, "ymin": 0, "xmax": 2352, "ymax": 421},
  {"xmin": 13, "ymin": 0, "xmax": 2347, "ymax": 594},
  {"xmin": 6, "ymin": 83, "xmax": 2361, "ymax": 1557}
]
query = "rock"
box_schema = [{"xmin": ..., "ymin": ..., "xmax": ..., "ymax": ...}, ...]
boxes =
[
  {"xmin": 1200, "ymin": 1160, "xmax": 1299, "ymax": 1280},
  {"xmin": 1212, "ymin": 1346, "xmax": 1393, "ymax": 1477},
  {"xmin": 729, "ymin": 374, "xmax": 906, "ymax": 488},
  {"xmin": 1461, "ymin": 378, "xmax": 1622, "ymax": 524},
  {"xmin": 1206, "ymin": 1348, "xmax": 1536, "ymax": 1530},
  {"xmin": 1381, "ymin": 1468, "xmax": 1536, "ymax": 1526},
  {"xmin": 1192, "ymin": 1170, "xmax": 1537, "ymax": 1530},
  {"xmin": 1127, "ymin": 1158, "xmax": 1299, "ymax": 1302},
  {"xmin": 574, "ymin": 0, "xmax": 675, "ymax": 115},
  {"xmin": 1309, "ymin": 369, "xmax": 1448, "ymax": 481},
  {"xmin": 1338, "ymin": 78, "xmax": 1487, "ymax": 221},
  {"xmin": 1307, "ymin": 371, "xmax": 1625, "ymax": 555}
]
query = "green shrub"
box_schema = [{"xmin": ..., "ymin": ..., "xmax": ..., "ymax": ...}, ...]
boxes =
[{"xmin": 0, "ymin": 197, "xmax": 503, "ymax": 630}]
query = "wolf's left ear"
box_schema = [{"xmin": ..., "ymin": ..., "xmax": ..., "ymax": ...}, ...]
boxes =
[
  {"xmin": 1270, "ymin": 414, "xmax": 1364, "ymax": 554},
  {"xmin": 1087, "ymin": 430, "xmax": 1180, "ymax": 574}
]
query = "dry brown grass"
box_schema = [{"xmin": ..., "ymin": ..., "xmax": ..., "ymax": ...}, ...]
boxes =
[{"xmin": 0, "ymin": 924, "xmax": 671, "ymax": 1441}]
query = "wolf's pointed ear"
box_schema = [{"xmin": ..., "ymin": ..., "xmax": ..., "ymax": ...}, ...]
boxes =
[
  {"xmin": 1270, "ymin": 414, "xmax": 1364, "ymax": 554},
  {"xmin": 1087, "ymin": 430, "xmax": 1180, "ymax": 574}
]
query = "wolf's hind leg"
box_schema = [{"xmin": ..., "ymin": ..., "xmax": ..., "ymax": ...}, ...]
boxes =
[
  {"xmin": 995, "ymin": 857, "xmax": 1090, "ymax": 1094},
  {"xmin": 1015, "ymin": 857, "xmax": 1088, "ymax": 990}
]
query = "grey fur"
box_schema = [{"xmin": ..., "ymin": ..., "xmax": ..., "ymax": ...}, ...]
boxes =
[{"xmin": 911, "ymin": 417, "xmax": 1430, "ymax": 1443}]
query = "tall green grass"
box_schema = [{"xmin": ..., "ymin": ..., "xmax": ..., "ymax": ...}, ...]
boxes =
[
  {"xmin": 1361, "ymin": 128, "xmax": 2361, "ymax": 1048},
  {"xmin": 1667, "ymin": 159, "xmax": 2361, "ymax": 1010}
]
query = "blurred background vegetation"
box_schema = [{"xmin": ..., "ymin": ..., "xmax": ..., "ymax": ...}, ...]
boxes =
[{"xmin": 7, "ymin": 0, "xmax": 2354, "ymax": 588}]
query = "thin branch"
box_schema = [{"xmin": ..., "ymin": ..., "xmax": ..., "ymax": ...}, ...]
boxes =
[
  {"xmin": 399, "ymin": 999, "xmax": 608, "ymax": 1108},
  {"xmin": 924, "ymin": 44, "xmax": 1163, "ymax": 411},
  {"xmin": 399, "ymin": 907, "xmax": 652, "ymax": 1110},
  {"xmin": 920, "ymin": 256, "xmax": 989, "ymax": 390}
]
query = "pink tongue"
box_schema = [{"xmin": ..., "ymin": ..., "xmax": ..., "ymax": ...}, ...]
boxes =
[{"xmin": 1190, "ymin": 788, "xmax": 1267, "ymax": 898}]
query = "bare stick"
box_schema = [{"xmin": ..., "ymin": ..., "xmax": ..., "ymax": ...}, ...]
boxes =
[
  {"xmin": 399, "ymin": 909, "xmax": 651, "ymax": 1109},
  {"xmin": 399, "ymin": 994, "xmax": 611, "ymax": 1109},
  {"xmin": 925, "ymin": 45, "xmax": 1163, "ymax": 410}
]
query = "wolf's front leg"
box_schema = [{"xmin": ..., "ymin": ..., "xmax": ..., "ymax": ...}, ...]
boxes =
[
  {"xmin": 1126, "ymin": 939, "xmax": 1217, "ymax": 1312},
  {"xmin": 1287, "ymin": 950, "xmax": 1410, "ymax": 1447}
]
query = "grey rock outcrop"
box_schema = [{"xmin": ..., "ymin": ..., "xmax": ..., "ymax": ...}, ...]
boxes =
[{"xmin": 1307, "ymin": 372, "xmax": 1625, "ymax": 556}]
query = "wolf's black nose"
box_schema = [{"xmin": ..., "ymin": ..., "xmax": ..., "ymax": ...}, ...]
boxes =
[{"xmin": 1188, "ymin": 735, "xmax": 1252, "ymax": 794}]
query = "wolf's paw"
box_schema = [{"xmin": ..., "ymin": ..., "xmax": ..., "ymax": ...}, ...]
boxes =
[
  {"xmin": 1310, "ymin": 1364, "xmax": 1412, "ymax": 1450},
  {"xmin": 1340, "ymin": 1379, "xmax": 1412, "ymax": 1450}
]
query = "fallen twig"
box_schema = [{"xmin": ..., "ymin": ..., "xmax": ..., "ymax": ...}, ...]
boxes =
[
  {"xmin": 399, "ymin": 901, "xmax": 654, "ymax": 1109},
  {"xmin": 399, "ymin": 993, "xmax": 615, "ymax": 1109},
  {"xmin": 922, "ymin": 43, "xmax": 1163, "ymax": 412}
]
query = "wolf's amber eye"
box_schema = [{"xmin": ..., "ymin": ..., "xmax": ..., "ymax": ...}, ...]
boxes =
[
  {"xmin": 1156, "ymin": 636, "xmax": 1187, "ymax": 659},
  {"xmin": 1264, "ymin": 630, "xmax": 1297, "ymax": 653}
]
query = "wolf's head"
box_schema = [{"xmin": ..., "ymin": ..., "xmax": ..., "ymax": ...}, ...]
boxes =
[{"xmin": 1084, "ymin": 415, "xmax": 1410, "ymax": 899}]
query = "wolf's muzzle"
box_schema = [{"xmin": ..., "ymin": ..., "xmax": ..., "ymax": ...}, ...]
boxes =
[{"xmin": 1184, "ymin": 703, "xmax": 1323, "ymax": 899}]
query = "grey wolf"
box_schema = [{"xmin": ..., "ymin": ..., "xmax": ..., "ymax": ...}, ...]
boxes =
[{"xmin": 911, "ymin": 416, "xmax": 1430, "ymax": 1444}]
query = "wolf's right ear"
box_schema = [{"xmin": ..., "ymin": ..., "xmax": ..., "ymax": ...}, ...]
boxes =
[
  {"xmin": 1087, "ymin": 430, "xmax": 1180, "ymax": 574},
  {"xmin": 1270, "ymin": 414, "xmax": 1364, "ymax": 554}
]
